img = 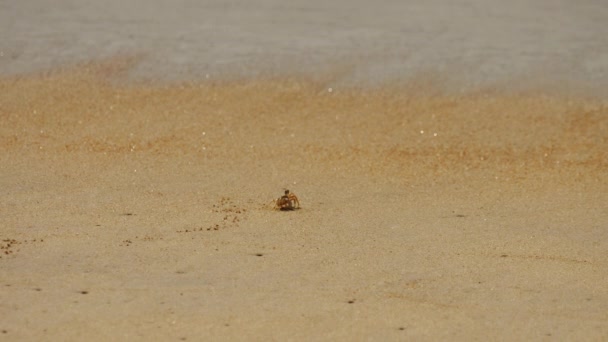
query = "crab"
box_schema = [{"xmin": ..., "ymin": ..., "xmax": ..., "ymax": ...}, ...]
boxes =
[{"xmin": 275, "ymin": 189, "xmax": 300, "ymax": 211}]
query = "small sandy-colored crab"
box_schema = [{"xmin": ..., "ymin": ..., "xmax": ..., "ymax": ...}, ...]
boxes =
[{"xmin": 275, "ymin": 189, "xmax": 300, "ymax": 211}]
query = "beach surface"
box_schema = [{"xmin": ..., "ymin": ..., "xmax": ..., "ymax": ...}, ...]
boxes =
[{"xmin": 1, "ymin": 1, "xmax": 607, "ymax": 340}]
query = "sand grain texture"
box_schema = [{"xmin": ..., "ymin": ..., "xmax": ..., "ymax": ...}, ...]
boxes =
[{"xmin": 1, "ymin": 61, "xmax": 607, "ymax": 340}]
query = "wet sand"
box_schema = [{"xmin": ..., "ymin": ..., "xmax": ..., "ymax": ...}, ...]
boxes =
[{"xmin": 1, "ymin": 1, "xmax": 608, "ymax": 340}]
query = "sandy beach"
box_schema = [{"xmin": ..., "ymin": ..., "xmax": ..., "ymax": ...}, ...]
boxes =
[{"xmin": 1, "ymin": 1, "xmax": 607, "ymax": 341}]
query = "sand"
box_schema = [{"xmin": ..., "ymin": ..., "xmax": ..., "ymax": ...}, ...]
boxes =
[{"xmin": 1, "ymin": 1, "xmax": 608, "ymax": 341}]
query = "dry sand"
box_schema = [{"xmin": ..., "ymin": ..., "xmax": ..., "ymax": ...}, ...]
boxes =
[{"xmin": 1, "ymin": 1, "xmax": 608, "ymax": 341}]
